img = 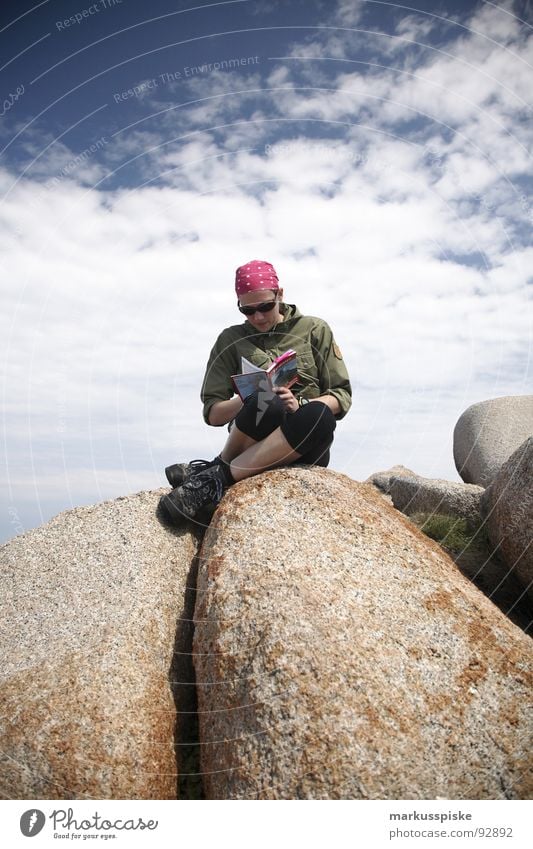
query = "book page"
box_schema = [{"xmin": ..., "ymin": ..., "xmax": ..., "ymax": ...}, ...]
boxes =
[
  {"xmin": 269, "ymin": 353, "xmax": 298, "ymax": 389},
  {"xmin": 241, "ymin": 356, "xmax": 264, "ymax": 374},
  {"xmin": 232, "ymin": 371, "xmax": 266, "ymax": 400}
]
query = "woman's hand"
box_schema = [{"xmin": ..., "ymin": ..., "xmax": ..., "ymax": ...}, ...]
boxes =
[{"xmin": 274, "ymin": 386, "xmax": 299, "ymax": 413}]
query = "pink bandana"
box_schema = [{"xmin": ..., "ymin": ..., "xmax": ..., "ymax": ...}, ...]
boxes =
[{"xmin": 235, "ymin": 260, "xmax": 279, "ymax": 296}]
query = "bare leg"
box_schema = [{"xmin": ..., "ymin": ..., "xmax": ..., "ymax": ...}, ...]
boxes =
[
  {"xmin": 220, "ymin": 425, "xmax": 257, "ymax": 463},
  {"xmin": 230, "ymin": 426, "xmax": 301, "ymax": 482}
]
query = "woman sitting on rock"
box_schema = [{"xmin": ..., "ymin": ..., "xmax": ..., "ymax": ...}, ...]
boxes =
[{"xmin": 160, "ymin": 260, "xmax": 352, "ymax": 523}]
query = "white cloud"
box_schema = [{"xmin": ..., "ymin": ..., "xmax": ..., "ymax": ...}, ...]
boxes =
[
  {"xmin": 394, "ymin": 14, "xmax": 439, "ymax": 43},
  {"xmin": 463, "ymin": 0, "xmax": 523, "ymax": 43},
  {"xmin": 331, "ymin": 0, "xmax": 365, "ymax": 27},
  {"xmin": 1, "ymin": 0, "xmax": 531, "ymax": 542}
]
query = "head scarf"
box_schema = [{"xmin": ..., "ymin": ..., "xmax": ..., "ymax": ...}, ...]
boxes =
[{"xmin": 235, "ymin": 260, "xmax": 279, "ymax": 296}]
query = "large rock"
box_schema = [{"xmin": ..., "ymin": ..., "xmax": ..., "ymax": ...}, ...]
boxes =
[
  {"xmin": 481, "ymin": 438, "xmax": 533, "ymax": 604},
  {"xmin": 366, "ymin": 464, "xmax": 418, "ymax": 490},
  {"xmin": 0, "ymin": 490, "xmax": 199, "ymax": 799},
  {"xmin": 194, "ymin": 468, "xmax": 533, "ymax": 800},
  {"xmin": 454, "ymin": 396, "xmax": 533, "ymax": 486},
  {"xmin": 368, "ymin": 467, "xmax": 483, "ymax": 527}
]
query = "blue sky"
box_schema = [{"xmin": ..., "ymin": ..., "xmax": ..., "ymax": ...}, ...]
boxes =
[{"xmin": 1, "ymin": 0, "xmax": 532, "ymax": 543}]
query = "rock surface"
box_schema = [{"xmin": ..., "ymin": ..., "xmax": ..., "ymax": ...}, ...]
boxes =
[
  {"xmin": 481, "ymin": 438, "xmax": 533, "ymax": 604},
  {"xmin": 454, "ymin": 396, "xmax": 533, "ymax": 487},
  {"xmin": 0, "ymin": 489, "xmax": 198, "ymax": 799},
  {"xmin": 369, "ymin": 467, "xmax": 484, "ymax": 527},
  {"xmin": 194, "ymin": 468, "xmax": 533, "ymax": 800},
  {"xmin": 366, "ymin": 464, "xmax": 418, "ymax": 490},
  {"xmin": 366, "ymin": 464, "xmax": 416, "ymax": 506}
]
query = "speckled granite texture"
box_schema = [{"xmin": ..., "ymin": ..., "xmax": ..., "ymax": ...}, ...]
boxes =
[
  {"xmin": 0, "ymin": 489, "xmax": 198, "ymax": 799},
  {"xmin": 454, "ymin": 395, "xmax": 533, "ymax": 487},
  {"xmin": 194, "ymin": 468, "xmax": 533, "ymax": 800},
  {"xmin": 482, "ymin": 438, "xmax": 533, "ymax": 604}
]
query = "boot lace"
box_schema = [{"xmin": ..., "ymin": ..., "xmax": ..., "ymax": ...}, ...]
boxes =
[
  {"xmin": 188, "ymin": 457, "xmax": 220, "ymax": 474},
  {"xmin": 179, "ymin": 465, "xmax": 226, "ymax": 513}
]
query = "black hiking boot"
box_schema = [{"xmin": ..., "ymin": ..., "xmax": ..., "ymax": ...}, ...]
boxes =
[
  {"xmin": 165, "ymin": 455, "xmax": 224, "ymax": 488},
  {"xmin": 159, "ymin": 464, "xmax": 232, "ymax": 524}
]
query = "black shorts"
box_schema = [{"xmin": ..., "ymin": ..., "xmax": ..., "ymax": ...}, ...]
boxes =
[{"xmin": 234, "ymin": 391, "xmax": 336, "ymax": 467}]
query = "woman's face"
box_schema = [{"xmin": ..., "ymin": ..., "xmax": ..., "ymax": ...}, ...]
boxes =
[{"xmin": 238, "ymin": 288, "xmax": 284, "ymax": 333}]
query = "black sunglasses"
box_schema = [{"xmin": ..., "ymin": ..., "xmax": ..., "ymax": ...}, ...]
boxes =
[{"xmin": 238, "ymin": 299, "xmax": 278, "ymax": 316}]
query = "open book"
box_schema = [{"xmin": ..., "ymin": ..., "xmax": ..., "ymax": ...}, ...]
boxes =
[{"xmin": 231, "ymin": 350, "xmax": 298, "ymax": 401}]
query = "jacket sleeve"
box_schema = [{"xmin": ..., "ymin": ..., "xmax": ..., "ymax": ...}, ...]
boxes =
[
  {"xmin": 200, "ymin": 330, "xmax": 238, "ymax": 425},
  {"xmin": 311, "ymin": 320, "xmax": 352, "ymax": 419}
]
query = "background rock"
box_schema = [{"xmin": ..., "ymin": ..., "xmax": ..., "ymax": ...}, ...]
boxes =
[
  {"xmin": 454, "ymin": 396, "xmax": 533, "ymax": 487},
  {"xmin": 366, "ymin": 464, "xmax": 417, "ymax": 506},
  {"xmin": 369, "ymin": 467, "xmax": 483, "ymax": 527},
  {"xmin": 366, "ymin": 464, "xmax": 418, "ymax": 490},
  {"xmin": 194, "ymin": 468, "xmax": 532, "ymax": 800},
  {"xmin": 481, "ymin": 438, "xmax": 533, "ymax": 604},
  {"xmin": 0, "ymin": 489, "xmax": 198, "ymax": 799}
]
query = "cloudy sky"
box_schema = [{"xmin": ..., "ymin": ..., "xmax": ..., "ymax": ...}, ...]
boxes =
[{"xmin": 1, "ymin": 0, "xmax": 531, "ymax": 543}]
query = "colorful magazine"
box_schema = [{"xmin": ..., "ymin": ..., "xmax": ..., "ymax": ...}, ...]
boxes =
[{"xmin": 231, "ymin": 350, "xmax": 298, "ymax": 401}]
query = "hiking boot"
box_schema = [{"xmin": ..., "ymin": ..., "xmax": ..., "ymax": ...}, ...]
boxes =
[
  {"xmin": 159, "ymin": 464, "xmax": 232, "ymax": 523},
  {"xmin": 165, "ymin": 455, "xmax": 223, "ymax": 488}
]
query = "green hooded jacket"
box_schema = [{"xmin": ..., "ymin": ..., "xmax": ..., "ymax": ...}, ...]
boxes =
[{"xmin": 201, "ymin": 303, "xmax": 352, "ymax": 424}]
